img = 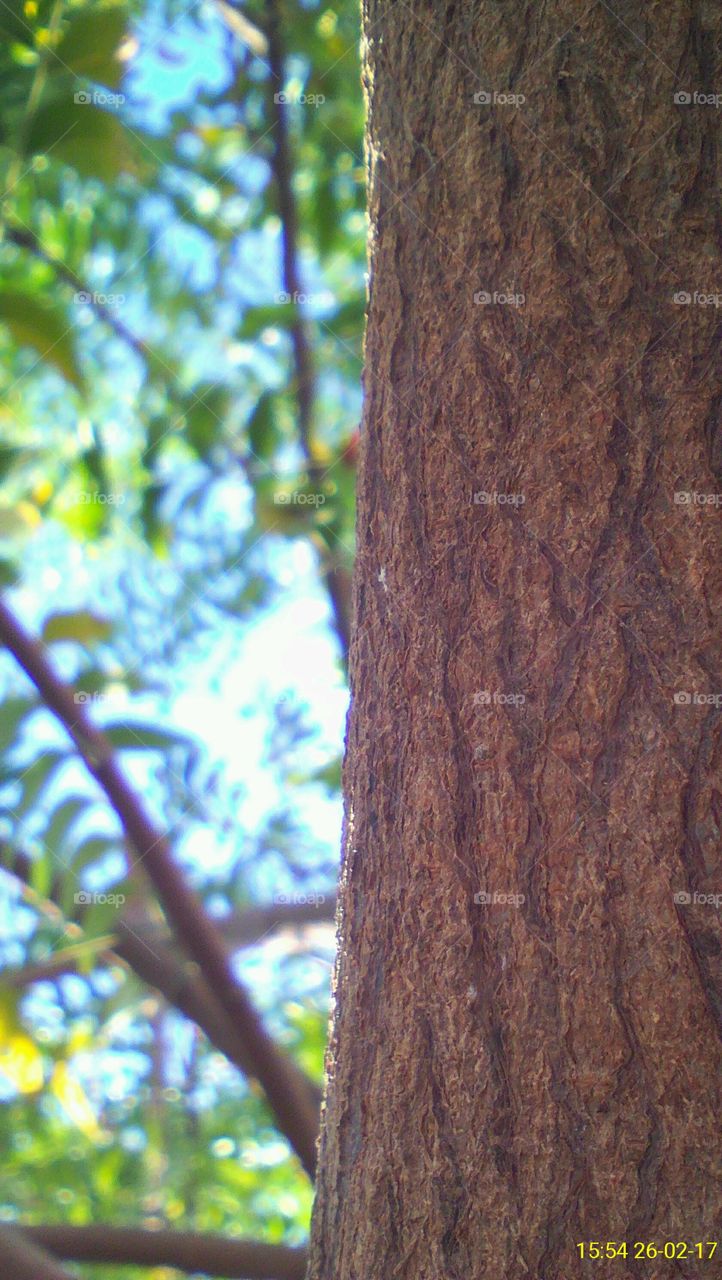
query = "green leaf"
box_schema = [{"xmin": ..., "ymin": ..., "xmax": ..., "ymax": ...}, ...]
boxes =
[
  {"xmin": 43, "ymin": 796, "xmax": 91, "ymax": 859},
  {"xmin": 247, "ymin": 392, "xmax": 280, "ymax": 462},
  {"xmin": 0, "ymin": 558, "xmax": 19, "ymax": 588},
  {"xmin": 80, "ymin": 878, "xmax": 132, "ymax": 938},
  {"xmin": 0, "ymin": 291, "xmax": 84, "ymax": 391},
  {"xmin": 29, "ymin": 850, "xmax": 53, "ymax": 900},
  {"xmin": 0, "ymin": 696, "xmax": 34, "ymax": 754},
  {"xmin": 0, "ymin": 1, "xmax": 33, "ymax": 44},
  {"xmin": 53, "ymin": 6, "xmax": 129, "ymax": 90},
  {"xmin": 238, "ymin": 303, "xmax": 296, "ymax": 340},
  {"xmin": 140, "ymin": 482, "xmax": 169, "ymax": 554},
  {"xmin": 16, "ymin": 750, "xmax": 68, "ymax": 816},
  {"xmin": 313, "ymin": 173, "xmax": 339, "ymax": 256},
  {"xmin": 326, "ymin": 294, "xmax": 366, "ymax": 339},
  {"xmin": 103, "ymin": 721, "xmax": 190, "ymax": 751},
  {"xmin": 57, "ymin": 495, "xmax": 106, "ymax": 541},
  {"xmin": 26, "ymin": 94, "xmax": 136, "ymax": 181},
  {"xmin": 307, "ymin": 756, "xmax": 342, "ymax": 793},
  {"xmin": 185, "ymin": 385, "xmax": 226, "ymax": 458},
  {"xmin": 42, "ymin": 610, "xmax": 112, "ymax": 646},
  {"xmin": 0, "ymin": 447, "xmax": 25, "ymax": 482},
  {"xmin": 69, "ymin": 836, "xmax": 119, "ymax": 877}
]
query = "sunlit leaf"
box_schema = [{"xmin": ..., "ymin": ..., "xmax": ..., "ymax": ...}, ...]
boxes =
[
  {"xmin": 42, "ymin": 610, "xmax": 112, "ymax": 645},
  {"xmin": 50, "ymin": 1061, "xmax": 102, "ymax": 1139},
  {"xmin": 53, "ymin": 5, "xmax": 130, "ymax": 89},
  {"xmin": 26, "ymin": 93, "xmax": 137, "ymax": 181}
]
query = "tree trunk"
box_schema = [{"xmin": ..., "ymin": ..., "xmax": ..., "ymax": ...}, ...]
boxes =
[{"xmin": 308, "ymin": 2, "xmax": 722, "ymax": 1277}]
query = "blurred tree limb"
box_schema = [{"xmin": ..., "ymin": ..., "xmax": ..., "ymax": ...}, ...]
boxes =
[
  {"xmin": 23, "ymin": 1225, "xmax": 307, "ymax": 1278},
  {"xmin": 0, "ymin": 1226, "xmax": 76, "ymax": 1280},
  {"xmin": 0, "ymin": 597, "xmax": 319, "ymax": 1177},
  {"xmin": 265, "ymin": 0, "xmax": 352, "ymax": 658}
]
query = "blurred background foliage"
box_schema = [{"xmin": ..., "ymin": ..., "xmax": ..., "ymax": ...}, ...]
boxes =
[{"xmin": 0, "ymin": 0, "xmax": 364, "ymax": 1272}]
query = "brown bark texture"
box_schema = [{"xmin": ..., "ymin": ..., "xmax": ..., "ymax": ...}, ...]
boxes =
[{"xmin": 308, "ymin": 2, "xmax": 722, "ymax": 1278}]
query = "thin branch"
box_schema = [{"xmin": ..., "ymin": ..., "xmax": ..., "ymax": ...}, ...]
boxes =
[
  {"xmin": 2, "ymin": 857, "xmax": 326, "ymax": 1107},
  {"xmin": 4, "ymin": 224, "xmax": 155, "ymax": 368},
  {"xmin": 1, "ymin": 877, "xmax": 335, "ymax": 987},
  {"xmin": 0, "ymin": 597, "xmax": 319, "ymax": 1177},
  {"xmin": 0, "ymin": 1226, "xmax": 77, "ymax": 1280},
  {"xmin": 115, "ymin": 919, "xmax": 324, "ymax": 1108},
  {"xmin": 264, "ymin": 0, "xmax": 352, "ymax": 657},
  {"xmin": 23, "ymin": 1226, "xmax": 307, "ymax": 1279},
  {"xmin": 142, "ymin": 897, "xmax": 336, "ymax": 952},
  {"xmin": 214, "ymin": 0, "xmax": 269, "ymax": 56},
  {"xmin": 1, "ymin": 919, "xmax": 323, "ymax": 1108}
]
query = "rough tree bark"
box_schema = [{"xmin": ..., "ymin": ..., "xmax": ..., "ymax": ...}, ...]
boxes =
[{"xmin": 308, "ymin": 2, "xmax": 722, "ymax": 1278}]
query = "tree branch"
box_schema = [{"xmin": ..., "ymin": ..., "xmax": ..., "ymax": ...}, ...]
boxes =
[
  {"xmin": 115, "ymin": 919, "xmax": 323, "ymax": 1109},
  {"xmin": 214, "ymin": 0, "xmax": 269, "ymax": 56},
  {"xmin": 2, "ymin": 857, "xmax": 327, "ymax": 1107},
  {"xmin": 23, "ymin": 1226, "xmax": 307, "ymax": 1278},
  {"xmin": 264, "ymin": 0, "xmax": 352, "ymax": 658},
  {"xmin": 0, "ymin": 1226, "xmax": 77, "ymax": 1280},
  {"xmin": 1, "ymin": 874, "xmax": 335, "ymax": 988},
  {"xmin": 0, "ymin": 597, "xmax": 319, "ymax": 1177},
  {"xmin": 4, "ymin": 224, "xmax": 154, "ymax": 368}
]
